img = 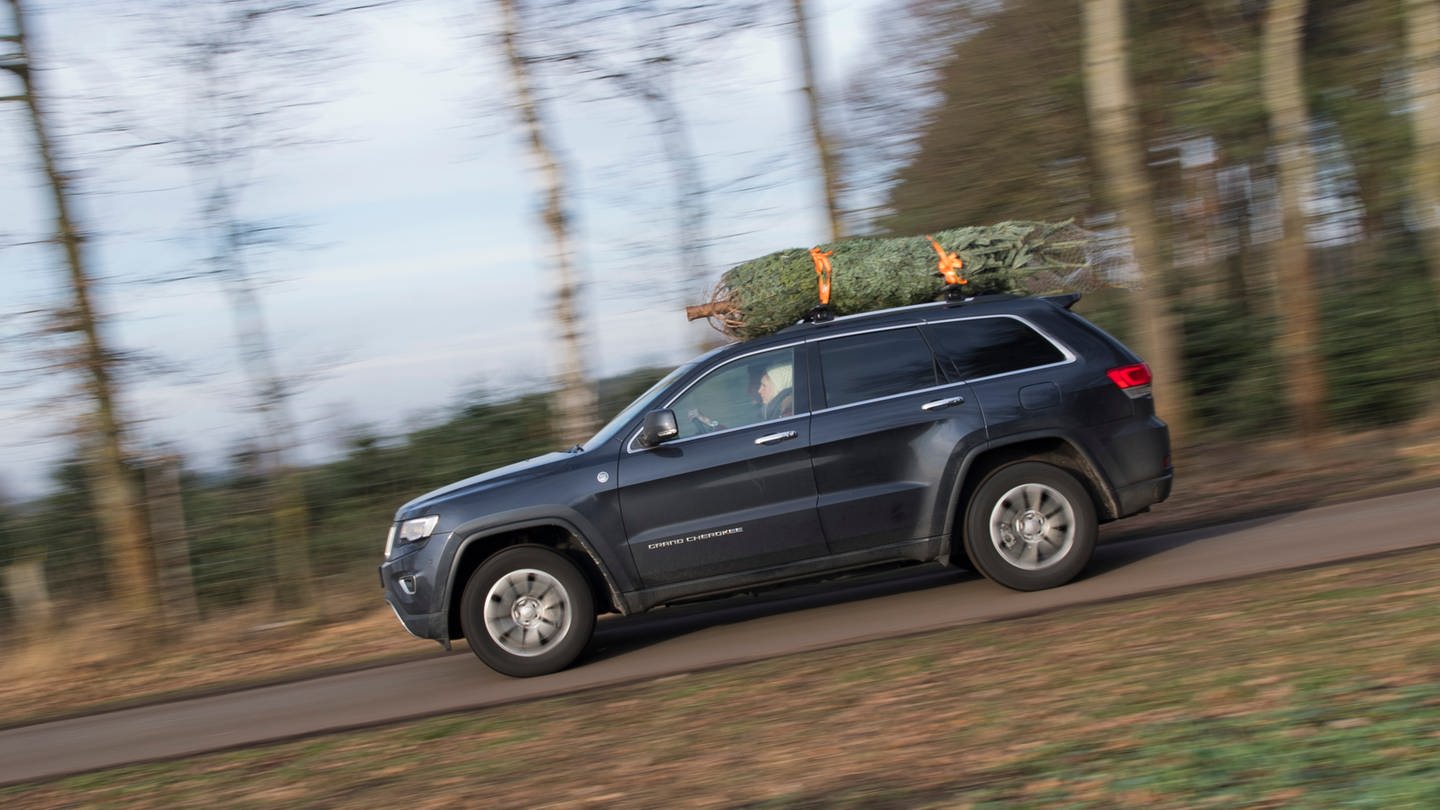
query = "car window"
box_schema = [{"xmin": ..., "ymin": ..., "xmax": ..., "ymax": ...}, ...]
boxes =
[
  {"xmin": 669, "ymin": 347, "xmax": 798, "ymax": 439},
  {"xmin": 817, "ymin": 327, "xmax": 938, "ymax": 408},
  {"xmin": 925, "ymin": 316, "xmax": 1066, "ymax": 381}
]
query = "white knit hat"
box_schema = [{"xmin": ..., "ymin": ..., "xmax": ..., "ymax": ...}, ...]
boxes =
[{"xmin": 764, "ymin": 363, "xmax": 792, "ymax": 393}]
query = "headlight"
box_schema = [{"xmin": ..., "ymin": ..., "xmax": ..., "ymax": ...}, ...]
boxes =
[
  {"xmin": 398, "ymin": 515, "xmax": 440, "ymax": 543},
  {"xmin": 385, "ymin": 516, "xmax": 439, "ymax": 559}
]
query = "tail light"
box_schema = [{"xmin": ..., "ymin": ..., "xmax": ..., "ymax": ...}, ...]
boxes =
[{"xmin": 1107, "ymin": 363, "xmax": 1152, "ymax": 398}]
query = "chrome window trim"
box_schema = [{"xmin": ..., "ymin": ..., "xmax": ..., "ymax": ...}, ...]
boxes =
[
  {"xmin": 920, "ymin": 313, "xmax": 1077, "ymax": 367},
  {"xmin": 625, "ymin": 341, "xmax": 807, "ymax": 454},
  {"xmin": 625, "ymin": 312, "xmax": 1079, "ymax": 447},
  {"xmin": 805, "ymin": 322, "xmax": 944, "ymax": 410},
  {"xmin": 919, "ymin": 313, "xmax": 1077, "ymax": 384},
  {"xmin": 804, "ymin": 314, "xmax": 1077, "ymax": 413},
  {"xmin": 809, "ymin": 379, "xmax": 968, "ymax": 416}
]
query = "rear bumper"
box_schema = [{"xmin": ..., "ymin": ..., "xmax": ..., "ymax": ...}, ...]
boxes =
[{"xmin": 1116, "ymin": 470, "xmax": 1173, "ymax": 518}]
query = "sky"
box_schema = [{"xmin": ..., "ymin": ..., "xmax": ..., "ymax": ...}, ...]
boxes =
[{"xmin": 0, "ymin": 0, "xmax": 886, "ymax": 499}]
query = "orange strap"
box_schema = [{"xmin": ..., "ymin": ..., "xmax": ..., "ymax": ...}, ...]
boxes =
[
  {"xmin": 810, "ymin": 247, "xmax": 835, "ymax": 305},
  {"xmin": 927, "ymin": 236, "xmax": 966, "ymax": 285}
]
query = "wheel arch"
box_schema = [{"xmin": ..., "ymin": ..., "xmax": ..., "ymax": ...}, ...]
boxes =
[
  {"xmin": 444, "ymin": 519, "xmax": 621, "ymax": 642},
  {"xmin": 944, "ymin": 434, "xmax": 1119, "ymax": 566}
]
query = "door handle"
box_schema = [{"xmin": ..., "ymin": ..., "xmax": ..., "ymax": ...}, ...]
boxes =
[
  {"xmin": 921, "ymin": 396, "xmax": 966, "ymax": 411},
  {"xmin": 754, "ymin": 430, "xmax": 798, "ymax": 446}
]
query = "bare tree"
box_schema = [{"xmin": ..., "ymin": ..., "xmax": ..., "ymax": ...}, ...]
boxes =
[
  {"xmin": 1, "ymin": 0, "xmax": 159, "ymax": 627},
  {"xmin": 1405, "ymin": 0, "xmax": 1440, "ymax": 303},
  {"xmin": 790, "ymin": 0, "xmax": 845, "ymax": 241},
  {"xmin": 1081, "ymin": 0, "xmax": 1189, "ymax": 443},
  {"xmin": 143, "ymin": 0, "xmax": 378, "ymax": 610},
  {"xmin": 531, "ymin": 0, "xmax": 759, "ymax": 309},
  {"xmin": 1262, "ymin": 0, "xmax": 1327, "ymax": 438},
  {"xmin": 497, "ymin": 0, "xmax": 597, "ymax": 444}
]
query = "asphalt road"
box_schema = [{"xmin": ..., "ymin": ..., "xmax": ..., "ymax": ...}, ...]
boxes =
[{"xmin": 4, "ymin": 487, "xmax": 1439, "ymax": 785}]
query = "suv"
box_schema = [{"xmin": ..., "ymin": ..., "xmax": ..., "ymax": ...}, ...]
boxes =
[{"xmin": 380, "ymin": 294, "xmax": 1171, "ymax": 676}]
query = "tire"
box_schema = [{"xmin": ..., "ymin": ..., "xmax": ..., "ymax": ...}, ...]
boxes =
[
  {"xmin": 963, "ymin": 461, "xmax": 1097, "ymax": 591},
  {"xmin": 459, "ymin": 545, "xmax": 596, "ymax": 677}
]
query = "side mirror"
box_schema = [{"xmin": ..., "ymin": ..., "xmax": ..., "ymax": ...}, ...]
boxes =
[{"xmin": 639, "ymin": 409, "xmax": 679, "ymax": 447}]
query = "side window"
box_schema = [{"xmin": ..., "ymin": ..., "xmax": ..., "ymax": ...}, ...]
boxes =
[
  {"xmin": 818, "ymin": 327, "xmax": 937, "ymax": 408},
  {"xmin": 668, "ymin": 347, "xmax": 798, "ymax": 439},
  {"xmin": 925, "ymin": 317, "xmax": 1066, "ymax": 381}
]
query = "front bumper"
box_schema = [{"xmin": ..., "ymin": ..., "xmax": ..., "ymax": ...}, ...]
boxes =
[
  {"xmin": 379, "ymin": 535, "xmax": 452, "ymax": 643},
  {"xmin": 384, "ymin": 594, "xmax": 446, "ymax": 641}
]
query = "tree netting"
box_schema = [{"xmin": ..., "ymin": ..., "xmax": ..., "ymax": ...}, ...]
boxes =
[{"xmin": 686, "ymin": 221, "xmax": 1128, "ymax": 341}]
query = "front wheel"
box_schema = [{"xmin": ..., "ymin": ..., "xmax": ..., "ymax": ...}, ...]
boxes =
[
  {"xmin": 459, "ymin": 546, "xmax": 596, "ymax": 677},
  {"xmin": 963, "ymin": 461, "xmax": 1097, "ymax": 591}
]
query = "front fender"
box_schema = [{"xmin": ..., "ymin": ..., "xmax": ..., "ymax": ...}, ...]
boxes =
[{"xmin": 440, "ymin": 507, "xmax": 631, "ymax": 622}]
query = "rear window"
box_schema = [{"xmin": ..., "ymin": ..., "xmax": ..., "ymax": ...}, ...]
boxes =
[
  {"xmin": 818, "ymin": 327, "xmax": 938, "ymax": 408},
  {"xmin": 925, "ymin": 317, "xmax": 1066, "ymax": 381}
]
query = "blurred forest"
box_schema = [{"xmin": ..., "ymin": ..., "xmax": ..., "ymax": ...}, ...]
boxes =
[{"xmin": 2, "ymin": 0, "xmax": 1439, "ymax": 644}]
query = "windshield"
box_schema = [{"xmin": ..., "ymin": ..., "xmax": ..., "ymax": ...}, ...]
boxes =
[{"xmin": 580, "ymin": 361, "xmax": 695, "ymax": 452}]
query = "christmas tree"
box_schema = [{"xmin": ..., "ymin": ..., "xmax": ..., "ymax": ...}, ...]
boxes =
[{"xmin": 687, "ymin": 221, "xmax": 1114, "ymax": 341}]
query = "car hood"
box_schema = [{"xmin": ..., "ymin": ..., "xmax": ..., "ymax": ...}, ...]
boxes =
[{"xmin": 396, "ymin": 451, "xmax": 574, "ymax": 518}]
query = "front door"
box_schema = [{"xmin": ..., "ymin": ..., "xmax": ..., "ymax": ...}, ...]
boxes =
[{"xmin": 617, "ymin": 346, "xmax": 827, "ymax": 588}]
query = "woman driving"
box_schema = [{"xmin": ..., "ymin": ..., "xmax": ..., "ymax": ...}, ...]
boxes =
[{"xmin": 758, "ymin": 363, "xmax": 794, "ymax": 420}]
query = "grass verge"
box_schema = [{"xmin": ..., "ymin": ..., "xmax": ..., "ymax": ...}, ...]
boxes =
[{"xmin": 6, "ymin": 543, "xmax": 1439, "ymax": 807}]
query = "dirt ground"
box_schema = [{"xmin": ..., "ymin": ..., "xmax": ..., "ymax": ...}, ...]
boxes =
[{"xmin": 3, "ymin": 420, "xmax": 1439, "ymax": 729}]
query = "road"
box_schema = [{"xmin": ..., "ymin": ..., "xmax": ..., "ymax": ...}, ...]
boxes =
[{"xmin": 3, "ymin": 487, "xmax": 1439, "ymax": 785}]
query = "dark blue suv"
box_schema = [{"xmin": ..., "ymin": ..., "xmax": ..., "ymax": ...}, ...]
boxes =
[{"xmin": 381, "ymin": 294, "xmax": 1172, "ymax": 676}]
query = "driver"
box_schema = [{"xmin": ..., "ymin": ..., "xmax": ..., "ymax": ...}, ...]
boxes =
[{"xmin": 758, "ymin": 363, "xmax": 794, "ymax": 420}]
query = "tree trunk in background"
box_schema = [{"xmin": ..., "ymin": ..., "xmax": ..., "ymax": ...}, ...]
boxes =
[
  {"xmin": 498, "ymin": 0, "xmax": 597, "ymax": 445},
  {"xmin": 3, "ymin": 0, "xmax": 159, "ymax": 628},
  {"xmin": 1081, "ymin": 0, "xmax": 1189, "ymax": 444},
  {"xmin": 790, "ymin": 0, "xmax": 845, "ymax": 241},
  {"xmin": 1262, "ymin": 0, "xmax": 1327, "ymax": 438},
  {"xmin": 210, "ymin": 201, "xmax": 315, "ymax": 611},
  {"xmin": 145, "ymin": 456, "xmax": 199, "ymax": 626},
  {"xmin": 2, "ymin": 560, "xmax": 56, "ymax": 643},
  {"xmin": 1406, "ymin": 0, "xmax": 1440, "ymax": 302}
]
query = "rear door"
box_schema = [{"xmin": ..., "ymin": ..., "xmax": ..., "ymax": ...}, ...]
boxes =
[
  {"xmin": 921, "ymin": 314, "xmax": 1076, "ymax": 440},
  {"xmin": 808, "ymin": 325, "xmax": 987, "ymax": 555},
  {"xmin": 616, "ymin": 345, "xmax": 827, "ymax": 588}
]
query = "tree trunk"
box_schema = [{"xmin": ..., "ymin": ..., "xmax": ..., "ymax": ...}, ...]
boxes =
[
  {"xmin": 3, "ymin": 0, "xmax": 159, "ymax": 627},
  {"xmin": 497, "ymin": 0, "xmax": 597, "ymax": 445},
  {"xmin": 1081, "ymin": 0, "xmax": 1189, "ymax": 444},
  {"xmin": 790, "ymin": 0, "xmax": 845, "ymax": 241},
  {"xmin": 144, "ymin": 455, "xmax": 199, "ymax": 625},
  {"xmin": 1406, "ymin": 0, "xmax": 1440, "ymax": 302},
  {"xmin": 210, "ymin": 191, "xmax": 315, "ymax": 611},
  {"xmin": 1262, "ymin": 0, "xmax": 1327, "ymax": 438},
  {"xmin": 2, "ymin": 559, "xmax": 56, "ymax": 643}
]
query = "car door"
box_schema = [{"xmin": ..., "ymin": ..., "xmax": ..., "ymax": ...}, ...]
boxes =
[
  {"xmin": 808, "ymin": 325, "xmax": 987, "ymax": 555},
  {"xmin": 617, "ymin": 345, "xmax": 827, "ymax": 588},
  {"xmin": 922, "ymin": 314, "xmax": 1076, "ymax": 440}
]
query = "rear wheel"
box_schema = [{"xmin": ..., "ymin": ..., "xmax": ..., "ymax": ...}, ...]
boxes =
[
  {"xmin": 459, "ymin": 546, "xmax": 595, "ymax": 677},
  {"xmin": 963, "ymin": 461, "xmax": 1097, "ymax": 591}
]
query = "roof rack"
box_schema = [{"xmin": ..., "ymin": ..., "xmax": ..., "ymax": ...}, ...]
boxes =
[{"xmin": 802, "ymin": 304, "xmax": 835, "ymax": 324}]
